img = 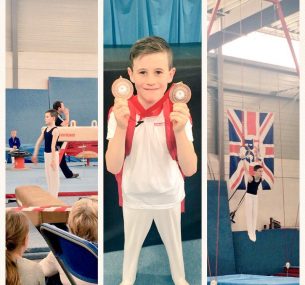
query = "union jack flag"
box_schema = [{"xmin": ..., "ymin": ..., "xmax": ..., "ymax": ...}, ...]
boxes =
[{"xmin": 227, "ymin": 109, "xmax": 274, "ymax": 191}]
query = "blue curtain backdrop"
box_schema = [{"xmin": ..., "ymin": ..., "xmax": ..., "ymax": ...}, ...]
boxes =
[{"xmin": 104, "ymin": 0, "xmax": 202, "ymax": 45}]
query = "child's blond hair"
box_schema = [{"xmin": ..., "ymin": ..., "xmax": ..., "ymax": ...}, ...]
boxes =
[{"xmin": 67, "ymin": 196, "xmax": 98, "ymax": 242}]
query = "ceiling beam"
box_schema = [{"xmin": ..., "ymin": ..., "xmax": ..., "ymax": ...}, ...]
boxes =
[{"xmin": 208, "ymin": 0, "xmax": 299, "ymax": 51}]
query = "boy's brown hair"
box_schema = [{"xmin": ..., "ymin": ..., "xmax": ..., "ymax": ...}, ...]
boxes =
[
  {"xmin": 254, "ymin": 165, "xmax": 263, "ymax": 172},
  {"xmin": 6, "ymin": 211, "xmax": 30, "ymax": 285},
  {"xmin": 129, "ymin": 36, "xmax": 173, "ymax": 69},
  {"xmin": 45, "ymin": 109, "xmax": 58, "ymax": 119},
  {"xmin": 53, "ymin": 101, "xmax": 63, "ymax": 111}
]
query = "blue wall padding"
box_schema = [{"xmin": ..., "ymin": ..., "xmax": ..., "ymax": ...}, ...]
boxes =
[
  {"xmin": 207, "ymin": 274, "xmax": 299, "ymax": 285},
  {"xmin": 48, "ymin": 77, "xmax": 98, "ymax": 126},
  {"xmin": 104, "ymin": 0, "xmax": 202, "ymax": 45},
  {"xmin": 208, "ymin": 180, "xmax": 236, "ymax": 276},
  {"xmin": 6, "ymin": 89, "xmax": 49, "ymax": 144},
  {"xmin": 233, "ymin": 229, "xmax": 299, "ymax": 275}
]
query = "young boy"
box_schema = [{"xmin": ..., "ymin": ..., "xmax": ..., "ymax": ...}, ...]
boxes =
[
  {"xmin": 106, "ymin": 36, "xmax": 197, "ymax": 285},
  {"xmin": 243, "ymin": 161, "xmax": 264, "ymax": 242},
  {"xmin": 9, "ymin": 129, "xmax": 21, "ymax": 150},
  {"xmin": 32, "ymin": 109, "xmax": 60, "ymax": 198},
  {"xmin": 53, "ymin": 100, "xmax": 79, "ymax": 179},
  {"xmin": 8, "ymin": 129, "xmax": 21, "ymax": 165}
]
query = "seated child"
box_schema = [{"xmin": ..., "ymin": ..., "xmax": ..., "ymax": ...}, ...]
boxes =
[
  {"xmin": 6, "ymin": 210, "xmax": 45, "ymax": 285},
  {"xmin": 8, "ymin": 130, "xmax": 21, "ymax": 165},
  {"xmin": 40, "ymin": 197, "xmax": 98, "ymax": 285}
]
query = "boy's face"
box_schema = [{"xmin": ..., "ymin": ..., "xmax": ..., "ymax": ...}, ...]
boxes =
[
  {"xmin": 128, "ymin": 52, "xmax": 175, "ymax": 108},
  {"xmin": 59, "ymin": 102, "xmax": 65, "ymax": 113},
  {"xmin": 254, "ymin": 168, "xmax": 263, "ymax": 178},
  {"xmin": 11, "ymin": 131, "xmax": 17, "ymax": 138},
  {"xmin": 45, "ymin": 112, "xmax": 55, "ymax": 125}
]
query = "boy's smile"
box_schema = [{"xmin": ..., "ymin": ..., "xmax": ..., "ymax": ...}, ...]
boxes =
[{"xmin": 128, "ymin": 52, "xmax": 175, "ymax": 109}]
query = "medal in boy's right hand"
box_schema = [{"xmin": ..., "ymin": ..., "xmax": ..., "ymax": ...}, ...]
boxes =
[
  {"xmin": 169, "ymin": 82, "xmax": 191, "ymax": 104},
  {"xmin": 112, "ymin": 76, "xmax": 134, "ymax": 100}
]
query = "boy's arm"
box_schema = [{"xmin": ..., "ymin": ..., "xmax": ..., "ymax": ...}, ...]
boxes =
[
  {"xmin": 106, "ymin": 127, "xmax": 127, "ymax": 174},
  {"xmin": 8, "ymin": 138, "xmax": 13, "ymax": 148},
  {"xmin": 50, "ymin": 128, "xmax": 59, "ymax": 170},
  {"xmin": 16, "ymin": 137, "xmax": 21, "ymax": 148},
  {"xmin": 170, "ymin": 103, "xmax": 197, "ymax": 176},
  {"xmin": 39, "ymin": 252, "xmax": 59, "ymax": 277},
  {"xmin": 60, "ymin": 108, "xmax": 70, "ymax": 126},
  {"xmin": 242, "ymin": 159, "xmax": 253, "ymax": 182},
  {"xmin": 105, "ymin": 98, "xmax": 130, "ymax": 174},
  {"xmin": 32, "ymin": 130, "xmax": 45, "ymax": 163}
]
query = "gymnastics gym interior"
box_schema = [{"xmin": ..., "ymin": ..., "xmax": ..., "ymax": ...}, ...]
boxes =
[
  {"xmin": 207, "ymin": 1, "xmax": 299, "ymax": 284},
  {"xmin": 5, "ymin": 0, "xmax": 98, "ymax": 283}
]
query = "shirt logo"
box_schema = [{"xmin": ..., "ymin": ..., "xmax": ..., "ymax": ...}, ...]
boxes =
[{"xmin": 154, "ymin": 122, "xmax": 165, "ymax": 126}]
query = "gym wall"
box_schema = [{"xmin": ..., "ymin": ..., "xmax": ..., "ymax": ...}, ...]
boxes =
[
  {"xmin": 207, "ymin": 54, "xmax": 299, "ymax": 231},
  {"xmin": 6, "ymin": 89, "xmax": 49, "ymax": 144},
  {"xmin": 6, "ymin": 0, "xmax": 97, "ymax": 89},
  {"xmin": 6, "ymin": 77, "xmax": 98, "ymax": 145}
]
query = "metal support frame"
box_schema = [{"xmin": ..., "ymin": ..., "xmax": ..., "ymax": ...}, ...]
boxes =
[
  {"xmin": 11, "ymin": 0, "xmax": 18, "ymax": 88},
  {"xmin": 209, "ymin": 0, "xmax": 225, "ymax": 180},
  {"xmin": 216, "ymin": 17, "xmax": 225, "ymax": 181},
  {"xmin": 207, "ymin": 0, "xmax": 222, "ymax": 38},
  {"xmin": 265, "ymin": 0, "xmax": 300, "ymax": 76},
  {"xmin": 207, "ymin": 0, "xmax": 299, "ymax": 52}
]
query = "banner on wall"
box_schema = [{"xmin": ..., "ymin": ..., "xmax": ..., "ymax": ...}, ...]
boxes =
[{"xmin": 227, "ymin": 109, "xmax": 274, "ymax": 191}]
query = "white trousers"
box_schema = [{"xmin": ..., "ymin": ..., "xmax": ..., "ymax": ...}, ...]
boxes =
[
  {"xmin": 245, "ymin": 193, "xmax": 258, "ymax": 242},
  {"xmin": 122, "ymin": 203, "xmax": 187, "ymax": 285},
  {"xmin": 44, "ymin": 152, "xmax": 59, "ymax": 198}
]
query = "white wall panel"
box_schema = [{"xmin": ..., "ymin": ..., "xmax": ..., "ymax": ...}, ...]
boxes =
[
  {"xmin": 6, "ymin": 51, "xmax": 97, "ymax": 89},
  {"xmin": 208, "ymin": 55, "xmax": 299, "ymax": 160},
  {"xmin": 6, "ymin": 0, "xmax": 97, "ymax": 53}
]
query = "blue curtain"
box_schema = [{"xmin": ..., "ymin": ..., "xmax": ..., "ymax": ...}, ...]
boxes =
[{"xmin": 104, "ymin": 0, "xmax": 201, "ymax": 45}]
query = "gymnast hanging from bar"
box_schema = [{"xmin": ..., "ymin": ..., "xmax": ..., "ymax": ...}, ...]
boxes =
[{"xmin": 240, "ymin": 150, "xmax": 264, "ymax": 242}]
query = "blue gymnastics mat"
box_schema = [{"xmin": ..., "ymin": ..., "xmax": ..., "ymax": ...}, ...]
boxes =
[{"xmin": 207, "ymin": 274, "xmax": 299, "ymax": 285}]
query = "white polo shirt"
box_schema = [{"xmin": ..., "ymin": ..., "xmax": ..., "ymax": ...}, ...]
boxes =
[{"xmin": 107, "ymin": 110, "xmax": 193, "ymax": 209}]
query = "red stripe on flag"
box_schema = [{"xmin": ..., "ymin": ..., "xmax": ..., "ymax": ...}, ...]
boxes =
[
  {"xmin": 247, "ymin": 112, "xmax": 257, "ymax": 136},
  {"xmin": 265, "ymin": 147, "xmax": 274, "ymax": 155},
  {"xmin": 229, "ymin": 144, "xmax": 240, "ymax": 153}
]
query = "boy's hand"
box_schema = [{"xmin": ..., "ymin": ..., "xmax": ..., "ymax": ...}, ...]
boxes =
[
  {"xmin": 31, "ymin": 155, "xmax": 37, "ymax": 164},
  {"xmin": 170, "ymin": 103, "xmax": 190, "ymax": 133},
  {"xmin": 113, "ymin": 98, "xmax": 130, "ymax": 129},
  {"xmin": 63, "ymin": 108, "xmax": 69, "ymax": 115}
]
